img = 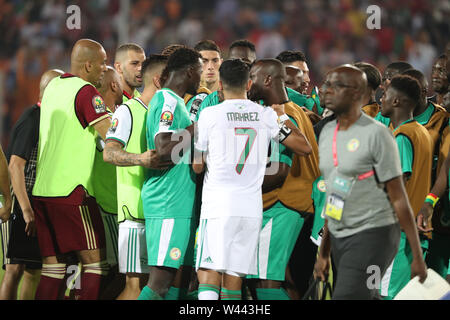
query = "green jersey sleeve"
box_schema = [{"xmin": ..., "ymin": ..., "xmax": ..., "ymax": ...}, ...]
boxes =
[{"xmin": 395, "ymin": 134, "xmax": 413, "ymax": 175}]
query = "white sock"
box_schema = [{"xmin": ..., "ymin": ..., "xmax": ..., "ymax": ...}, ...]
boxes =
[{"xmin": 198, "ymin": 290, "xmax": 219, "ymax": 300}]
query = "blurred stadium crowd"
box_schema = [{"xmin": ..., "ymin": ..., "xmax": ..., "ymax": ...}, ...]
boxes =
[{"xmin": 0, "ymin": 0, "xmax": 448, "ymax": 145}]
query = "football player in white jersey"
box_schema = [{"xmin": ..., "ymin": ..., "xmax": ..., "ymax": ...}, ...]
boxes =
[{"xmin": 192, "ymin": 59, "xmax": 312, "ymax": 300}]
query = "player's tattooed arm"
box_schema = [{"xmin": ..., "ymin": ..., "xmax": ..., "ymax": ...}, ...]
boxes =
[{"xmin": 104, "ymin": 140, "xmax": 171, "ymax": 169}]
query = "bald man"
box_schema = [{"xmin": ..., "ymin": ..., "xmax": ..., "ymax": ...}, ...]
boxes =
[
  {"xmin": 314, "ymin": 65, "xmax": 426, "ymax": 300},
  {"xmin": 89, "ymin": 66, "xmax": 124, "ymax": 299},
  {"xmin": 114, "ymin": 43, "xmax": 146, "ymax": 102},
  {"xmin": 0, "ymin": 69, "xmax": 62, "ymax": 300},
  {"xmin": 32, "ymin": 39, "xmax": 112, "ymax": 300},
  {"xmin": 246, "ymin": 59, "xmax": 319, "ymax": 300}
]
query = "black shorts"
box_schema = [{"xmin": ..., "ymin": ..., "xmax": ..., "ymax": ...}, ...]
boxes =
[{"xmin": 1, "ymin": 201, "xmax": 41, "ymax": 270}]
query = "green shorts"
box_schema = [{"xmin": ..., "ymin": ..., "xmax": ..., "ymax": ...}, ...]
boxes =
[
  {"xmin": 247, "ymin": 202, "xmax": 304, "ymax": 281},
  {"xmin": 379, "ymin": 232, "xmax": 429, "ymax": 299},
  {"xmin": 145, "ymin": 217, "xmax": 196, "ymax": 269}
]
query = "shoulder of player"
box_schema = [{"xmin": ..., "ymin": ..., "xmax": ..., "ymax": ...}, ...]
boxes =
[
  {"xmin": 76, "ymin": 84, "xmax": 106, "ymax": 110},
  {"xmin": 397, "ymin": 121, "xmax": 431, "ymax": 141},
  {"xmin": 430, "ymin": 102, "xmax": 449, "ymax": 119},
  {"xmin": 152, "ymin": 89, "xmax": 181, "ymax": 110}
]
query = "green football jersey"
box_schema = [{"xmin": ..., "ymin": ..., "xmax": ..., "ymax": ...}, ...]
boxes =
[
  {"xmin": 141, "ymin": 88, "xmax": 196, "ymax": 219},
  {"xmin": 286, "ymin": 87, "xmax": 324, "ymax": 115},
  {"xmin": 375, "ymin": 102, "xmax": 436, "ymax": 128},
  {"xmin": 374, "ymin": 111, "xmax": 391, "ymax": 127},
  {"xmin": 196, "ymin": 90, "xmax": 220, "ymax": 121},
  {"xmin": 310, "ymin": 176, "xmax": 327, "ymax": 246}
]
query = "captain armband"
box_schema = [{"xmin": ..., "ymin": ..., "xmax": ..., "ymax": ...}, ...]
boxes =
[{"xmin": 277, "ymin": 121, "xmax": 292, "ymax": 143}]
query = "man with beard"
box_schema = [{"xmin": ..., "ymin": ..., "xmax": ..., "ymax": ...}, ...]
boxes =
[
  {"xmin": 114, "ymin": 43, "xmax": 146, "ymax": 102},
  {"xmin": 431, "ymin": 54, "xmax": 449, "ymax": 105},
  {"xmin": 246, "ymin": 59, "xmax": 320, "ymax": 300}
]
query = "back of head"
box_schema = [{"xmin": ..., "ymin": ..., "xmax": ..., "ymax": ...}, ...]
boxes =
[
  {"xmin": 114, "ymin": 43, "xmax": 145, "ymax": 63},
  {"xmin": 160, "ymin": 47, "xmax": 201, "ymax": 85},
  {"xmin": 161, "ymin": 44, "xmax": 187, "ymax": 57},
  {"xmin": 98, "ymin": 66, "xmax": 120, "ymax": 95},
  {"xmin": 389, "ymin": 75, "xmax": 422, "ymax": 103},
  {"xmin": 219, "ymin": 59, "xmax": 250, "ymax": 92},
  {"xmin": 255, "ymin": 58, "xmax": 286, "ymax": 79},
  {"xmin": 163, "ymin": 47, "xmax": 201, "ymax": 73},
  {"xmin": 402, "ymin": 68, "xmax": 428, "ymax": 91},
  {"xmin": 386, "ymin": 61, "xmax": 413, "ymax": 74},
  {"xmin": 141, "ymin": 54, "xmax": 168, "ymax": 85},
  {"xmin": 353, "ymin": 62, "xmax": 381, "ymax": 91},
  {"xmin": 276, "ymin": 50, "xmax": 307, "ymax": 64},
  {"xmin": 194, "ymin": 40, "xmax": 221, "ymax": 55},
  {"xmin": 39, "ymin": 69, "xmax": 64, "ymax": 100},
  {"xmin": 71, "ymin": 38, "xmax": 104, "ymax": 66},
  {"xmin": 229, "ymin": 39, "xmax": 256, "ymax": 53}
]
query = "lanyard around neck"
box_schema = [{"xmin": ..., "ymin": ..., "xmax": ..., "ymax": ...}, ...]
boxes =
[{"xmin": 332, "ymin": 121, "xmax": 374, "ymax": 180}]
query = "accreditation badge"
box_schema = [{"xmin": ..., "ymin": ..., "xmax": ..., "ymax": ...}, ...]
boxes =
[{"xmin": 324, "ymin": 170, "xmax": 355, "ymax": 221}]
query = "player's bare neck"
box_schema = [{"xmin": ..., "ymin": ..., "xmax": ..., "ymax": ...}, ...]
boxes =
[
  {"xmin": 413, "ymin": 100, "xmax": 428, "ymax": 117},
  {"xmin": 391, "ymin": 108, "xmax": 413, "ymax": 129},
  {"xmin": 223, "ymin": 89, "xmax": 246, "ymax": 100},
  {"xmin": 121, "ymin": 81, "xmax": 134, "ymax": 98},
  {"xmin": 165, "ymin": 73, "xmax": 188, "ymax": 98}
]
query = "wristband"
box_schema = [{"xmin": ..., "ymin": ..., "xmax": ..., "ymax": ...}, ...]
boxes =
[
  {"xmin": 278, "ymin": 114, "xmax": 289, "ymax": 122},
  {"xmin": 425, "ymin": 193, "xmax": 439, "ymax": 208}
]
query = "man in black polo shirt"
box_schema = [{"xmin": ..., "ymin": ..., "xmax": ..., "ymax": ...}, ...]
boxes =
[{"xmin": 0, "ymin": 69, "xmax": 63, "ymax": 300}]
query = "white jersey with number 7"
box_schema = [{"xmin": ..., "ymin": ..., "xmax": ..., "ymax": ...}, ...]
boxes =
[{"xmin": 195, "ymin": 99, "xmax": 281, "ymax": 219}]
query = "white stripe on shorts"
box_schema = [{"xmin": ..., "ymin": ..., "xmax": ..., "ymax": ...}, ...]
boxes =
[
  {"xmin": 157, "ymin": 219, "xmax": 174, "ymax": 266},
  {"xmin": 380, "ymin": 259, "xmax": 394, "ymax": 296},
  {"xmin": 258, "ymin": 218, "xmax": 273, "ymax": 280}
]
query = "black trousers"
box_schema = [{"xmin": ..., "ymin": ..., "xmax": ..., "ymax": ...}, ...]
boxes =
[{"xmin": 330, "ymin": 223, "xmax": 400, "ymax": 300}]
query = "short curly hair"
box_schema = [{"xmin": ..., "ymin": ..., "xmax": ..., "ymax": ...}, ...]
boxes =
[
  {"xmin": 229, "ymin": 39, "xmax": 256, "ymax": 52},
  {"xmin": 159, "ymin": 47, "xmax": 201, "ymax": 85},
  {"xmin": 389, "ymin": 75, "xmax": 422, "ymax": 102},
  {"xmin": 276, "ymin": 50, "xmax": 307, "ymax": 64},
  {"xmin": 353, "ymin": 62, "xmax": 382, "ymax": 91}
]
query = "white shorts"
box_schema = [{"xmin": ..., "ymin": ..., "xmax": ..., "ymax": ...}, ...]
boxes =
[
  {"xmin": 118, "ymin": 220, "xmax": 150, "ymax": 274},
  {"xmin": 195, "ymin": 216, "xmax": 261, "ymax": 276},
  {"xmin": 100, "ymin": 208, "xmax": 119, "ymax": 267}
]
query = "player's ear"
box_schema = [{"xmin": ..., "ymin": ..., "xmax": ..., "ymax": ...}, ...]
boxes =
[
  {"xmin": 218, "ymin": 80, "xmax": 223, "ymax": 92},
  {"xmin": 264, "ymin": 75, "xmax": 271, "ymax": 87},
  {"xmin": 153, "ymin": 75, "xmax": 162, "ymax": 89},
  {"xmin": 114, "ymin": 62, "xmax": 121, "ymax": 73},
  {"xmin": 85, "ymin": 61, "xmax": 93, "ymax": 73},
  {"xmin": 246, "ymin": 79, "xmax": 252, "ymax": 92},
  {"xmin": 111, "ymin": 80, "xmax": 119, "ymax": 93}
]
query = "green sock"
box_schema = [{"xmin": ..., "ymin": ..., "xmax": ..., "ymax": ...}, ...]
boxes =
[
  {"xmin": 255, "ymin": 288, "xmax": 290, "ymax": 300},
  {"xmin": 165, "ymin": 286, "xmax": 188, "ymax": 300},
  {"xmin": 137, "ymin": 286, "xmax": 163, "ymax": 300},
  {"xmin": 220, "ymin": 288, "xmax": 241, "ymax": 300},
  {"xmin": 185, "ymin": 289, "xmax": 198, "ymax": 300}
]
